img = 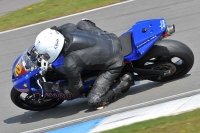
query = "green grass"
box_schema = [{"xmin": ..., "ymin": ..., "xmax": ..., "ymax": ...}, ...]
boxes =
[
  {"xmin": 102, "ymin": 108, "xmax": 200, "ymax": 133},
  {"xmin": 0, "ymin": 0, "xmax": 124, "ymax": 32}
]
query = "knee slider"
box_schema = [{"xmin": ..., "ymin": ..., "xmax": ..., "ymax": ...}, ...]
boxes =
[{"xmin": 87, "ymin": 94, "xmax": 102, "ymax": 106}]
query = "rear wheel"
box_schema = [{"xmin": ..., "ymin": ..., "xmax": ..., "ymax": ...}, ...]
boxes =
[
  {"xmin": 133, "ymin": 40, "xmax": 194, "ymax": 82},
  {"xmin": 10, "ymin": 88, "xmax": 64, "ymax": 111}
]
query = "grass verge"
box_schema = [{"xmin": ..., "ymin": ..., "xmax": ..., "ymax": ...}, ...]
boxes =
[
  {"xmin": 102, "ymin": 108, "xmax": 200, "ymax": 133},
  {"xmin": 0, "ymin": 0, "xmax": 124, "ymax": 32}
]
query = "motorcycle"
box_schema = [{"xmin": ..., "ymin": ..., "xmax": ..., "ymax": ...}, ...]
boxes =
[{"xmin": 11, "ymin": 18, "xmax": 194, "ymax": 111}]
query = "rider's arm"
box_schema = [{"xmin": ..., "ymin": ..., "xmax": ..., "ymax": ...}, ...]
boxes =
[{"xmin": 56, "ymin": 54, "xmax": 83, "ymax": 93}]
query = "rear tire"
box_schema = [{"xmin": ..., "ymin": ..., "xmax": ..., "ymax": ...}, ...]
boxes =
[{"xmin": 133, "ymin": 39, "xmax": 194, "ymax": 82}]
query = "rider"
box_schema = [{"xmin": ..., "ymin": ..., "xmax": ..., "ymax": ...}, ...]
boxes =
[{"xmin": 34, "ymin": 19, "xmax": 133, "ymax": 109}]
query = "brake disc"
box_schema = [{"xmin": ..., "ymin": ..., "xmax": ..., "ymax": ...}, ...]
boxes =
[{"xmin": 153, "ymin": 63, "xmax": 176, "ymax": 77}]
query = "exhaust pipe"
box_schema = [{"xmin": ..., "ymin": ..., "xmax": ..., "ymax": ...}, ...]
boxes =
[
  {"xmin": 161, "ymin": 24, "xmax": 175, "ymax": 38},
  {"xmin": 166, "ymin": 24, "xmax": 175, "ymax": 35}
]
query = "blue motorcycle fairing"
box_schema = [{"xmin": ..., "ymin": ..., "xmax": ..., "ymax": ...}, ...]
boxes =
[
  {"xmin": 12, "ymin": 18, "xmax": 168, "ymax": 97},
  {"xmin": 124, "ymin": 18, "xmax": 166, "ymax": 61},
  {"xmin": 12, "ymin": 52, "xmax": 95, "ymax": 94},
  {"xmin": 12, "ymin": 51, "xmax": 41, "ymax": 93},
  {"xmin": 13, "ymin": 68, "xmax": 41, "ymax": 92}
]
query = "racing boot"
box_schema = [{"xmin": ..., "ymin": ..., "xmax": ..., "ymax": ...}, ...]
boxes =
[{"xmin": 111, "ymin": 72, "xmax": 134, "ymax": 97}]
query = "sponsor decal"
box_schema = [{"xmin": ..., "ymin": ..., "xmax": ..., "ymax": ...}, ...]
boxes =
[
  {"xmin": 137, "ymin": 36, "xmax": 157, "ymax": 48},
  {"xmin": 14, "ymin": 62, "xmax": 26, "ymax": 76},
  {"xmin": 160, "ymin": 20, "xmax": 166, "ymax": 30},
  {"xmin": 14, "ymin": 62, "xmax": 22, "ymax": 76},
  {"xmin": 23, "ymin": 83, "xmax": 27, "ymax": 87},
  {"xmin": 45, "ymin": 93, "xmax": 80, "ymax": 100}
]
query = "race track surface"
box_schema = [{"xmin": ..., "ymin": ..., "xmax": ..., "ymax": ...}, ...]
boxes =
[
  {"xmin": 0, "ymin": 0, "xmax": 42, "ymax": 16},
  {"xmin": 0, "ymin": 0, "xmax": 200, "ymax": 132}
]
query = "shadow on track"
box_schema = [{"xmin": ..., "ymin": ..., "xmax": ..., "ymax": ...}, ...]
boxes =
[
  {"xmin": 116, "ymin": 74, "xmax": 191, "ymax": 101},
  {"xmin": 4, "ymin": 98, "xmax": 89, "ymax": 124},
  {"xmin": 4, "ymin": 74, "xmax": 191, "ymax": 124}
]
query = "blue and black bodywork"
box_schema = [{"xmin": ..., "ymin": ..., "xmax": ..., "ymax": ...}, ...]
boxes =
[{"xmin": 12, "ymin": 18, "xmax": 167, "ymax": 99}]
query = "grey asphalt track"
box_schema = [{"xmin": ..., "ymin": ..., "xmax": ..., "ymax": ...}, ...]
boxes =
[
  {"xmin": 0, "ymin": 0, "xmax": 42, "ymax": 16},
  {"xmin": 0, "ymin": 0, "xmax": 200, "ymax": 132}
]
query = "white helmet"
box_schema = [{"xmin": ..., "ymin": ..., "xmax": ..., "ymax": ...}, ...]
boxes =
[{"xmin": 34, "ymin": 28, "xmax": 65, "ymax": 63}]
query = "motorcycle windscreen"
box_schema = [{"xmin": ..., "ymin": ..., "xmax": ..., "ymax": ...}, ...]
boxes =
[{"xmin": 12, "ymin": 51, "xmax": 40, "ymax": 92}]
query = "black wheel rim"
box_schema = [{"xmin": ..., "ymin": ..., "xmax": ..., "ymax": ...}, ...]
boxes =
[
  {"xmin": 141, "ymin": 55, "xmax": 186, "ymax": 78},
  {"xmin": 17, "ymin": 93, "xmax": 62, "ymax": 110}
]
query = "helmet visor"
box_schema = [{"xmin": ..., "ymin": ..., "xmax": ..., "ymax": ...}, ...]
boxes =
[{"xmin": 27, "ymin": 46, "xmax": 38, "ymax": 62}]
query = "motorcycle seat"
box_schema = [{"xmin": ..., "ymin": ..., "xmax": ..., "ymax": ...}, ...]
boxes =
[{"xmin": 119, "ymin": 32, "xmax": 133, "ymax": 56}]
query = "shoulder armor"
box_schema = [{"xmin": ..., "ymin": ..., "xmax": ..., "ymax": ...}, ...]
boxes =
[{"xmin": 65, "ymin": 33, "xmax": 96, "ymax": 52}]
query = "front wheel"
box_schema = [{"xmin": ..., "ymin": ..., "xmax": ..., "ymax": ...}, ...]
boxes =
[
  {"xmin": 133, "ymin": 40, "xmax": 194, "ymax": 82},
  {"xmin": 10, "ymin": 88, "xmax": 64, "ymax": 111}
]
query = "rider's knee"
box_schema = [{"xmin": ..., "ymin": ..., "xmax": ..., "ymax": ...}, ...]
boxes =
[{"xmin": 87, "ymin": 94, "xmax": 101, "ymax": 106}]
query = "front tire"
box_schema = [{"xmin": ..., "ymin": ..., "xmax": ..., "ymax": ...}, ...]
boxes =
[
  {"xmin": 11, "ymin": 88, "xmax": 64, "ymax": 111},
  {"xmin": 133, "ymin": 39, "xmax": 194, "ymax": 82}
]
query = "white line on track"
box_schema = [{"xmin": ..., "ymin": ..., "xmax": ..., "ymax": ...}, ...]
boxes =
[
  {"xmin": 0, "ymin": 0, "xmax": 135, "ymax": 35},
  {"xmin": 22, "ymin": 89, "xmax": 200, "ymax": 133}
]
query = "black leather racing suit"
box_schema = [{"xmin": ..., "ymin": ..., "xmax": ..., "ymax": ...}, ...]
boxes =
[{"xmin": 53, "ymin": 20, "xmax": 131, "ymax": 107}]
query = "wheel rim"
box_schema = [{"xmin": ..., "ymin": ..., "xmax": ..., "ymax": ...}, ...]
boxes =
[
  {"xmin": 141, "ymin": 55, "xmax": 186, "ymax": 78},
  {"xmin": 152, "ymin": 62, "xmax": 176, "ymax": 77},
  {"xmin": 17, "ymin": 93, "xmax": 62, "ymax": 110}
]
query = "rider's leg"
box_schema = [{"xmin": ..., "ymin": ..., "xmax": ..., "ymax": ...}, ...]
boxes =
[
  {"xmin": 87, "ymin": 67, "xmax": 133, "ymax": 109},
  {"xmin": 111, "ymin": 72, "xmax": 134, "ymax": 97},
  {"xmin": 87, "ymin": 68, "xmax": 121, "ymax": 108},
  {"xmin": 98, "ymin": 72, "xmax": 133, "ymax": 108}
]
